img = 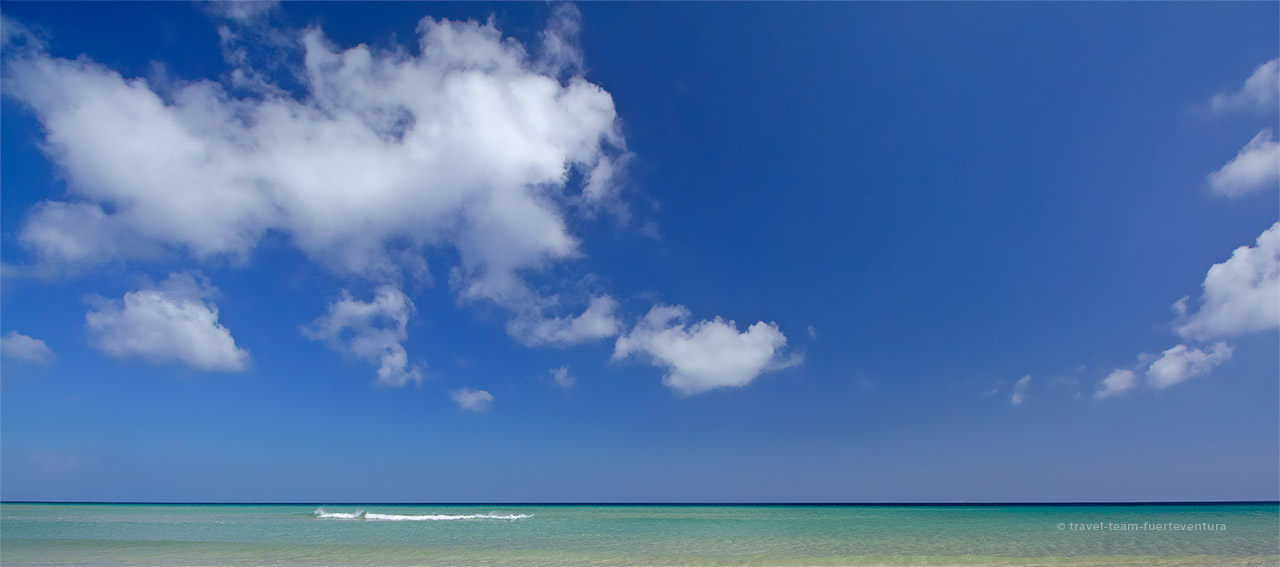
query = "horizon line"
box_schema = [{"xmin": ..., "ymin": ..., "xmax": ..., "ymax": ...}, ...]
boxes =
[{"xmin": 4, "ymin": 500, "xmax": 1277, "ymax": 507}]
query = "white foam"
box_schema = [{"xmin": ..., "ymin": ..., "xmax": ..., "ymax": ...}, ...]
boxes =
[
  {"xmin": 364, "ymin": 512, "xmax": 533, "ymax": 521},
  {"xmin": 314, "ymin": 508, "xmax": 364, "ymax": 519},
  {"xmin": 313, "ymin": 508, "xmax": 531, "ymax": 521}
]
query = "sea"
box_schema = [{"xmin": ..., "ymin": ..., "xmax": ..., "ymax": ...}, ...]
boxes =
[{"xmin": 2, "ymin": 502, "xmax": 1277, "ymax": 566}]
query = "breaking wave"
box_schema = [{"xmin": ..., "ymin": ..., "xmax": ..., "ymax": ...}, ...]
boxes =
[
  {"xmin": 314, "ymin": 509, "xmax": 365, "ymax": 519},
  {"xmin": 314, "ymin": 508, "xmax": 531, "ymax": 521}
]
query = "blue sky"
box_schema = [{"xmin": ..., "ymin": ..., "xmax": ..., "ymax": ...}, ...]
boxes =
[{"xmin": 1, "ymin": 2, "xmax": 1277, "ymax": 503}]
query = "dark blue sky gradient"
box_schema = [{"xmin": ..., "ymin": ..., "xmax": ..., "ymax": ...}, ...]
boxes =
[{"xmin": 1, "ymin": 2, "xmax": 1276, "ymax": 502}]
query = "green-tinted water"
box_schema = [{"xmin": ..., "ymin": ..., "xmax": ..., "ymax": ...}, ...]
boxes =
[{"xmin": 2, "ymin": 503, "xmax": 1276, "ymax": 566}]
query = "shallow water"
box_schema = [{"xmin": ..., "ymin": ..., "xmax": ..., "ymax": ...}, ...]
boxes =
[{"xmin": 2, "ymin": 503, "xmax": 1276, "ymax": 566}]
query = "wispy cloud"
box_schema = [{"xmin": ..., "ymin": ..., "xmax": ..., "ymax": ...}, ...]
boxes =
[
  {"xmin": 548, "ymin": 365, "xmax": 575, "ymax": 390},
  {"xmin": 507, "ymin": 296, "xmax": 621, "ymax": 347},
  {"xmin": 1208, "ymin": 58, "xmax": 1278, "ymax": 114},
  {"xmin": 452, "ymin": 387, "xmax": 493, "ymax": 412},
  {"xmin": 1011, "ymin": 375, "xmax": 1031, "ymax": 405},
  {"xmin": 1094, "ymin": 369, "xmax": 1137, "ymax": 399},
  {"xmin": 203, "ymin": 0, "xmax": 280, "ymax": 23},
  {"xmin": 1146, "ymin": 343, "xmax": 1233, "ymax": 390},
  {"xmin": 0, "ymin": 331, "xmax": 53, "ymax": 365},
  {"xmin": 302, "ymin": 286, "xmax": 422, "ymax": 386},
  {"xmin": 1206, "ymin": 130, "xmax": 1279, "ymax": 198}
]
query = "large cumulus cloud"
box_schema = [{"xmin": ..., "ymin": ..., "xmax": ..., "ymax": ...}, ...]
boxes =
[{"xmin": 4, "ymin": 9, "xmax": 626, "ymax": 331}]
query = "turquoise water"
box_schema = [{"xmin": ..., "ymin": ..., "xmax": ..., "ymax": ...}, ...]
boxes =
[{"xmin": 2, "ymin": 503, "xmax": 1276, "ymax": 566}]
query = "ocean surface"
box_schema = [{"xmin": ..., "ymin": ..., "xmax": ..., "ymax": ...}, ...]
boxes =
[{"xmin": 2, "ymin": 503, "xmax": 1277, "ymax": 566}]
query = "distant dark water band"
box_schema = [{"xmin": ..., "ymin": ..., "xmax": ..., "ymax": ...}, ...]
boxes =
[{"xmin": 5, "ymin": 500, "xmax": 1278, "ymax": 507}]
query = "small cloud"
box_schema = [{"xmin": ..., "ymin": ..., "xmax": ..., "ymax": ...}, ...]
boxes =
[
  {"xmin": 302, "ymin": 286, "xmax": 422, "ymax": 387},
  {"xmin": 86, "ymin": 272, "xmax": 248, "ymax": 372},
  {"xmin": 1011, "ymin": 375, "xmax": 1031, "ymax": 405},
  {"xmin": 1209, "ymin": 58, "xmax": 1278, "ymax": 114},
  {"xmin": 452, "ymin": 387, "xmax": 493, "ymax": 412},
  {"xmin": 807, "ymin": 325, "xmax": 818, "ymax": 339},
  {"xmin": 980, "ymin": 378, "xmax": 1005, "ymax": 398},
  {"xmin": 1095, "ymin": 369, "xmax": 1137, "ymax": 399},
  {"xmin": 1176, "ymin": 222, "xmax": 1279, "ymax": 341},
  {"xmin": 0, "ymin": 331, "xmax": 53, "ymax": 365},
  {"xmin": 1206, "ymin": 130, "xmax": 1280, "ymax": 198},
  {"xmin": 1146, "ymin": 342, "xmax": 1232, "ymax": 390},
  {"xmin": 547, "ymin": 365, "xmax": 575, "ymax": 390},
  {"xmin": 613, "ymin": 305, "xmax": 799, "ymax": 396},
  {"xmin": 538, "ymin": 2, "xmax": 583, "ymax": 77},
  {"xmin": 201, "ymin": 0, "xmax": 280, "ymax": 22},
  {"xmin": 639, "ymin": 221, "xmax": 661, "ymax": 240},
  {"xmin": 506, "ymin": 296, "xmax": 621, "ymax": 347},
  {"xmin": 15, "ymin": 202, "xmax": 166, "ymax": 279}
]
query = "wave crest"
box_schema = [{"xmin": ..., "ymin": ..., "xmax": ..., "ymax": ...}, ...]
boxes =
[
  {"xmin": 314, "ymin": 508, "xmax": 531, "ymax": 521},
  {"xmin": 314, "ymin": 508, "xmax": 364, "ymax": 519},
  {"xmin": 366, "ymin": 512, "xmax": 533, "ymax": 521}
]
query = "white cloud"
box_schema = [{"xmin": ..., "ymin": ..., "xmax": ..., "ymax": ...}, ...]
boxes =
[
  {"xmin": 86, "ymin": 272, "xmax": 248, "ymax": 371},
  {"xmin": 2, "ymin": 10, "xmax": 805, "ymax": 400},
  {"xmin": 613, "ymin": 305, "xmax": 798, "ymax": 396},
  {"xmin": 1084, "ymin": 220, "xmax": 1276, "ymax": 402},
  {"xmin": 0, "ymin": 15, "xmax": 43, "ymax": 52},
  {"xmin": 302, "ymin": 286, "xmax": 422, "ymax": 386},
  {"xmin": 639, "ymin": 221, "xmax": 660, "ymax": 240},
  {"xmin": 1176, "ymin": 222, "xmax": 1280, "ymax": 341},
  {"xmin": 210, "ymin": 2, "xmax": 292, "ymax": 97},
  {"xmin": 1094, "ymin": 369, "xmax": 1137, "ymax": 399},
  {"xmin": 0, "ymin": 331, "xmax": 53, "ymax": 365},
  {"xmin": 3, "ymin": 11, "xmax": 629, "ymax": 330},
  {"xmin": 14, "ymin": 202, "xmax": 165, "ymax": 278},
  {"xmin": 452, "ymin": 387, "xmax": 493, "ymax": 412},
  {"xmin": 1011, "ymin": 375, "xmax": 1031, "ymax": 405},
  {"xmin": 204, "ymin": 0, "xmax": 280, "ymax": 22},
  {"xmin": 1145, "ymin": 342, "xmax": 1232, "ymax": 389},
  {"xmin": 506, "ymin": 295, "xmax": 620, "ymax": 347},
  {"xmin": 1206, "ymin": 130, "xmax": 1280, "ymax": 198},
  {"xmin": 539, "ymin": 3, "xmax": 584, "ymax": 77},
  {"xmin": 548, "ymin": 365, "xmax": 575, "ymax": 389},
  {"xmin": 1210, "ymin": 59, "xmax": 1279, "ymax": 113}
]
